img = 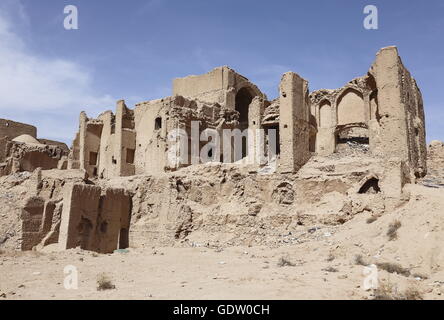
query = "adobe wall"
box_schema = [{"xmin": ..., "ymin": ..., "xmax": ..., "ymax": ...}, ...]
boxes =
[
  {"xmin": 0, "ymin": 119, "xmax": 37, "ymax": 140},
  {"xmin": 21, "ymin": 197, "xmax": 57, "ymax": 250},
  {"xmin": 59, "ymin": 183, "xmax": 132, "ymax": 253},
  {"xmin": 278, "ymin": 72, "xmax": 311, "ymax": 173},
  {"xmin": 371, "ymin": 46, "xmax": 427, "ymax": 178},
  {"xmin": 116, "ymin": 101, "xmax": 136, "ymax": 177},
  {"xmin": 66, "ymin": 46, "xmax": 425, "ymax": 180},
  {"xmin": 173, "ymin": 67, "xmax": 227, "ymax": 104},
  {"xmin": 173, "ymin": 66, "xmax": 265, "ymax": 109},
  {"xmin": 134, "ymin": 97, "xmax": 175, "ymax": 175},
  {"xmin": 38, "ymin": 139, "xmax": 69, "ymax": 152}
]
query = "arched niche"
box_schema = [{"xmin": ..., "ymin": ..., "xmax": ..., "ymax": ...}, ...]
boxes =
[
  {"xmin": 336, "ymin": 88, "xmax": 365, "ymax": 126},
  {"xmin": 319, "ymin": 100, "xmax": 332, "ymax": 128},
  {"xmin": 235, "ymin": 87, "xmax": 254, "ymax": 130}
]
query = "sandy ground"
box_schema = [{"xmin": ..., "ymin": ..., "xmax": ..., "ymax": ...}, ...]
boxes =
[
  {"xmin": 2, "ymin": 183, "xmax": 444, "ymax": 301},
  {"xmin": 1, "ymin": 154, "xmax": 444, "ymax": 300},
  {"xmin": 0, "ymin": 245, "xmax": 373, "ymax": 300}
]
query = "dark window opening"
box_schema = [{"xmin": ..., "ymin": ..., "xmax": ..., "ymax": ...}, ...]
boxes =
[
  {"xmin": 358, "ymin": 178, "xmax": 381, "ymax": 194},
  {"xmin": 119, "ymin": 228, "xmax": 129, "ymax": 249},
  {"xmin": 309, "ymin": 133, "xmax": 316, "ymax": 153},
  {"xmin": 126, "ymin": 148, "xmax": 135, "ymax": 164},
  {"xmin": 76, "ymin": 217, "xmax": 93, "ymax": 249},
  {"xmin": 265, "ymin": 125, "xmax": 280, "ymax": 156},
  {"xmin": 337, "ymin": 136, "xmax": 370, "ymax": 145},
  {"xmin": 155, "ymin": 117, "xmax": 162, "ymax": 130},
  {"xmin": 235, "ymin": 88, "xmax": 253, "ymax": 129},
  {"xmin": 100, "ymin": 221, "xmax": 108, "ymax": 233},
  {"xmin": 89, "ymin": 152, "xmax": 98, "ymax": 165}
]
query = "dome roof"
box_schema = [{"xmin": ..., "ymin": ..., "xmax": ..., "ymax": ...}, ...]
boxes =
[{"xmin": 12, "ymin": 134, "xmax": 41, "ymax": 145}]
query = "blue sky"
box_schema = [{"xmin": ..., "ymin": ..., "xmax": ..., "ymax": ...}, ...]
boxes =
[{"xmin": 0, "ymin": 0, "xmax": 443, "ymax": 144}]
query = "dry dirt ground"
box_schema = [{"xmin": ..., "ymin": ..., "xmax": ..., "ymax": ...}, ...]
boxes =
[{"xmin": 1, "ymin": 182, "xmax": 444, "ymax": 300}]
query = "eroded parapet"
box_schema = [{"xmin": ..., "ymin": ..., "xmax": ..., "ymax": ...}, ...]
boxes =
[
  {"xmin": 0, "ymin": 119, "xmax": 37, "ymax": 141},
  {"xmin": 172, "ymin": 66, "xmax": 265, "ymax": 108},
  {"xmin": 371, "ymin": 46, "xmax": 427, "ymax": 179},
  {"xmin": 59, "ymin": 183, "xmax": 132, "ymax": 253},
  {"xmin": 21, "ymin": 197, "xmax": 59, "ymax": 250},
  {"xmin": 279, "ymin": 72, "xmax": 311, "ymax": 173},
  {"xmin": 0, "ymin": 139, "xmax": 69, "ymax": 177}
]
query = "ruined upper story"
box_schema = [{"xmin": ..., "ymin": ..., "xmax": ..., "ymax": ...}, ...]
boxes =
[{"xmin": 68, "ymin": 46, "xmax": 426, "ymax": 182}]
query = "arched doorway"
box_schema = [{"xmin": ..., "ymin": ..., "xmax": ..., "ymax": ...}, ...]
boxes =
[
  {"xmin": 335, "ymin": 124, "xmax": 369, "ymax": 153},
  {"xmin": 235, "ymin": 87, "xmax": 253, "ymax": 130},
  {"xmin": 235, "ymin": 87, "xmax": 254, "ymax": 158}
]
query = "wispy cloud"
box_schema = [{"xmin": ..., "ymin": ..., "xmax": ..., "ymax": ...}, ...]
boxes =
[{"xmin": 0, "ymin": 1, "xmax": 114, "ymax": 142}]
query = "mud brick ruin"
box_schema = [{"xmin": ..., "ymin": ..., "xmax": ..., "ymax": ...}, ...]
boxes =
[{"xmin": 0, "ymin": 46, "xmax": 428, "ymax": 253}]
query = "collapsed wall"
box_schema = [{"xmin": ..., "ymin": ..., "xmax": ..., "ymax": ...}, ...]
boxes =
[
  {"xmin": 0, "ymin": 119, "xmax": 69, "ymax": 177},
  {"xmin": 0, "ymin": 46, "xmax": 429, "ymax": 253},
  {"xmin": 0, "ymin": 119, "xmax": 37, "ymax": 141},
  {"xmin": 310, "ymin": 47, "xmax": 426, "ymax": 181},
  {"xmin": 59, "ymin": 184, "xmax": 132, "ymax": 253},
  {"xmin": 0, "ymin": 136, "xmax": 68, "ymax": 177}
]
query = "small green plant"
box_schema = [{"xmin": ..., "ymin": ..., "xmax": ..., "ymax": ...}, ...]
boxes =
[
  {"xmin": 387, "ymin": 220, "xmax": 402, "ymax": 241},
  {"xmin": 97, "ymin": 274, "xmax": 116, "ymax": 291}
]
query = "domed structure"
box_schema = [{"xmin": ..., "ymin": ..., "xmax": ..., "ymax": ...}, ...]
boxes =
[{"xmin": 12, "ymin": 134, "xmax": 42, "ymax": 145}]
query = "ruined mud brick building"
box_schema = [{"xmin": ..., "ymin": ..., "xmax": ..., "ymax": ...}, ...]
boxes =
[
  {"xmin": 0, "ymin": 119, "xmax": 69, "ymax": 177},
  {"xmin": 1, "ymin": 46, "xmax": 428, "ymax": 253},
  {"xmin": 70, "ymin": 46, "xmax": 426, "ymax": 180}
]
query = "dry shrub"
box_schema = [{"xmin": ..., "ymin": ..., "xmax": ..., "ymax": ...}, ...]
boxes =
[
  {"xmin": 387, "ymin": 220, "xmax": 402, "ymax": 241},
  {"xmin": 366, "ymin": 216, "xmax": 378, "ymax": 224},
  {"xmin": 374, "ymin": 281, "xmax": 422, "ymax": 300},
  {"xmin": 376, "ymin": 262, "xmax": 410, "ymax": 277},
  {"xmin": 326, "ymin": 253, "xmax": 335, "ymax": 262},
  {"xmin": 354, "ymin": 254, "xmax": 368, "ymax": 266},
  {"xmin": 97, "ymin": 274, "xmax": 116, "ymax": 291},
  {"xmin": 277, "ymin": 257, "xmax": 295, "ymax": 267},
  {"xmin": 323, "ymin": 266, "xmax": 338, "ymax": 273},
  {"xmin": 403, "ymin": 287, "xmax": 424, "ymax": 300}
]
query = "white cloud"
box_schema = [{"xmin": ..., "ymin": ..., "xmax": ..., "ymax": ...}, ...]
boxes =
[{"xmin": 0, "ymin": 2, "xmax": 114, "ymax": 142}]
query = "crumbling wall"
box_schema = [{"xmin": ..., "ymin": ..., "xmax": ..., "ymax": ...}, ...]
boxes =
[
  {"xmin": 0, "ymin": 141, "xmax": 68, "ymax": 177},
  {"xmin": 59, "ymin": 184, "xmax": 132, "ymax": 253},
  {"xmin": 370, "ymin": 46, "xmax": 427, "ymax": 178},
  {"xmin": 21, "ymin": 197, "xmax": 59, "ymax": 250},
  {"xmin": 173, "ymin": 66, "xmax": 265, "ymax": 109},
  {"xmin": 0, "ymin": 119, "xmax": 37, "ymax": 140},
  {"xmin": 68, "ymin": 132, "xmax": 81, "ymax": 170},
  {"xmin": 278, "ymin": 72, "xmax": 311, "ymax": 172}
]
